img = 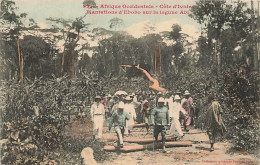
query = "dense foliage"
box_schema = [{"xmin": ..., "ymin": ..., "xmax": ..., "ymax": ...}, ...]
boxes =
[
  {"xmin": 223, "ymin": 65, "xmax": 259, "ymax": 150},
  {"xmin": 1, "ymin": 77, "xmax": 104, "ymax": 164},
  {"xmin": 0, "ymin": 0, "xmax": 259, "ymax": 164}
]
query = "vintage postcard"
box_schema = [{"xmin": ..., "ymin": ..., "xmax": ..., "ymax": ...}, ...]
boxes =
[{"xmin": 0, "ymin": 0, "xmax": 259, "ymax": 164}]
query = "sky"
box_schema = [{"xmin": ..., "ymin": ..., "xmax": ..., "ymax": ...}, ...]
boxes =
[
  {"xmin": 12, "ymin": 0, "xmax": 259, "ymax": 45},
  {"xmin": 14, "ymin": 0, "xmax": 202, "ymax": 39}
]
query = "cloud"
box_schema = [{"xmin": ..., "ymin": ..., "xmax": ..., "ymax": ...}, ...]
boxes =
[
  {"xmin": 182, "ymin": 24, "xmax": 200, "ymax": 41},
  {"xmin": 124, "ymin": 20, "xmax": 150, "ymax": 38},
  {"xmin": 124, "ymin": 19, "xmax": 179, "ymax": 38},
  {"xmin": 37, "ymin": 22, "xmax": 50, "ymax": 29},
  {"xmin": 154, "ymin": 19, "xmax": 180, "ymax": 33},
  {"xmin": 124, "ymin": 19, "xmax": 199, "ymax": 41}
]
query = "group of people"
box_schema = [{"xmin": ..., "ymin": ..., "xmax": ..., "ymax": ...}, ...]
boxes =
[{"xmin": 90, "ymin": 90, "xmax": 226, "ymax": 152}]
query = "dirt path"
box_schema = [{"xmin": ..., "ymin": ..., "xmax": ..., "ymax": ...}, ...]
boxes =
[
  {"xmin": 100, "ymin": 126, "xmax": 259, "ymax": 165},
  {"xmin": 64, "ymin": 118, "xmax": 259, "ymax": 165}
]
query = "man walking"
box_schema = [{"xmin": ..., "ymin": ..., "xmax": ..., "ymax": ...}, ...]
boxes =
[
  {"xmin": 205, "ymin": 94, "xmax": 226, "ymax": 152},
  {"xmin": 90, "ymin": 96, "xmax": 105, "ymax": 140},
  {"xmin": 111, "ymin": 95, "xmax": 119, "ymax": 114},
  {"xmin": 151, "ymin": 97, "xmax": 170, "ymax": 152},
  {"xmin": 182, "ymin": 90, "xmax": 195, "ymax": 131},
  {"xmin": 169, "ymin": 95, "xmax": 187, "ymax": 138},
  {"xmin": 141, "ymin": 100, "xmax": 152, "ymax": 132},
  {"xmin": 124, "ymin": 96, "xmax": 136, "ymax": 136},
  {"xmin": 108, "ymin": 102, "xmax": 130, "ymax": 148}
]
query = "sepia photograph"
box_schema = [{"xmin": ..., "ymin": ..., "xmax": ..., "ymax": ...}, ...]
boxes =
[{"xmin": 0, "ymin": 0, "xmax": 259, "ymax": 164}]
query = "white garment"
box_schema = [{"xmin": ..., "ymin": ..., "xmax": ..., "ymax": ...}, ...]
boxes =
[
  {"xmin": 90, "ymin": 102, "xmax": 105, "ymax": 120},
  {"xmin": 124, "ymin": 103, "xmax": 136, "ymax": 134},
  {"xmin": 133, "ymin": 96, "xmax": 138, "ymax": 103},
  {"xmin": 169, "ymin": 102, "xmax": 187, "ymax": 137},
  {"xmin": 90, "ymin": 102, "xmax": 105, "ymax": 139},
  {"xmin": 170, "ymin": 117, "xmax": 184, "ymax": 137},
  {"xmin": 166, "ymin": 98, "xmax": 174, "ymax": 117},
  {"xmin": 132, "ymin": 97, "xmax": 141, "ymax": 109},
  {"xmin": 169, "ymin": 102, "xmax": 187, "ymax": 119}
]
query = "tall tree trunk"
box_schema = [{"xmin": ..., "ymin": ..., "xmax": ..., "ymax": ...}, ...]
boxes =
[
  {"xmin": 69, "ymin": 43, "xmax": 75, "ymax": 78},
  {"xmin": 17, "ymin": 37, "xmax": 23, "ymax": 84},
  {"xmin": 257, "ymin": 1, "xmax": 260, "ymax": 72},
  {"xmin": 62, "ymin": 43, "xmax": 75, "ymax": 78},
  {"xmin": 61, "ymin": 48, "xmax": 66, "ymax": 75},
  {"xmin": 251, "ymin": 0, "xmax": 259, "ymax": 70}
]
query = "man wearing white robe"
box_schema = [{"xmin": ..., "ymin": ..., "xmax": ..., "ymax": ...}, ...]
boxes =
[
  {"xmin": 124, "ymin": 96, "xmax": 136, "ymax": 136},
  {"xmin": 169, "ymin": 95, "xmax": 187, "ymax": 137}
]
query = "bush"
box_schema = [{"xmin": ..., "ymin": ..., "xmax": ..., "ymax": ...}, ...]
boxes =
[
  {"xmin": 1, "ymin": 118, "xmax": 60, "ymax": 164},
  {"xmin": 1, "ymin": 66, "xmax": 259, "ymax": 164},
  {"xmin": 163, "ymin": 64, "xmax": 259, "ymax": 151},
  {"xmin": 223, "ymin": 65, "xmax": 260, "ymax": 150},
  {"xmin": 1, "ymin": 76, "xmax": 104, "ymax": 164}
]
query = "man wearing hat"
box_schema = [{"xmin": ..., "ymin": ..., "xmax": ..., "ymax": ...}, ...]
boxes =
[
  {"xmin": 124, "ymin": 96, "xmax": 136, "ymax": 136},
  {"xmin": 175, "ymin": 91, "xmax": 182, "ymax": 96},
  {"xmin": 131, "ymin": 93, "xmax": 142, "ymax": 124},
  {"xmin": 111, "ymin": 95, "xmax": 119, "ymax": 114},
  {"xmin": 90, "ymin": 96, "xmax": 105, "ymax": 140},
  {"xmin": 141, "ymin": 99, "xmax": 152, "ymax": 132},
  {"xmin": 169, "ymin": 95, "xmax": 187, "ymax": 138},
  {"xmin": 105, "ymin": 94, "xmax": 113, "ymax": 118},
  {"xmin": 108, "ymin": 102, "xmax": 130, "ymax": 148},
  {"xmin": 151, "ymin": 97, "xmax": 170, "ymax": 152},
  {"xmin": 182, "ymin": 90, "xmax": 195, "ymax": 132}
]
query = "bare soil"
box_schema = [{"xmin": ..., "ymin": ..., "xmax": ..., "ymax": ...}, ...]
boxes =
[{"xmin": 65, "ymin": 118, "xmax": 259, "ymax": 165}]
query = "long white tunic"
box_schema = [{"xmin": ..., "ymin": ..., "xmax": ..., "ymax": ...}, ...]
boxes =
[
  {"xmin": 166, "ymin": 97, "xmax": 174, "ymax": 117},
  {"xmin": 90, "ymin": 102, "xmax": 105, "ymax": 139},
  {"xmin": 124, "ymin": 103, "xmax": 136, "ymax": 133},
  {"xmin": 169, "ymin": 102, "xmax": 187, "ymax": 119},
  {"xmin": 169, "ymin": 102, "xmax": 187, "ymax": 137}
]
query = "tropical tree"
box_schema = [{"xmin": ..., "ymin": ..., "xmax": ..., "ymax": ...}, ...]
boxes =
[
  {"xmin": 0, "ymin": 0, "xmax": 36, "ymax": 83},
  {"xmin": 109, "ymin": 17, "xmax": 124, "ymax": 31},
  {"xmin": 46, "ymin": 15, "xmax": 90, "ymax": 78},
  {"xmin": 189, "ymin": 0, "xmax": 256, "ymax": 70},
  {"xmin": 19, "ymin": 35, "xmax": 54, "ymax": 78},
  {"xmin": 161, "ymin": 24, "xmax": 189, "ymax": 75}
]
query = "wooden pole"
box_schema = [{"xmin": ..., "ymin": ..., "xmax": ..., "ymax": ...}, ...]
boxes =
[
  {"xmin": 159, "ymin": 45, "xmax": 161, "ymax": 74},
  {"xmin": 154, "ymin": 47, "xmax": 157, "ymax": 74}
]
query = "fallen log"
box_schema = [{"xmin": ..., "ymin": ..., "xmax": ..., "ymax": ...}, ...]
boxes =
[
  {"xmin": 104, "ymin": 145, "xmax": 144, "ymax": 152},
  {"xmin": 184, "ymin": 131, "xmax": 207, "ymax": 134},
  {"xmin": 104, "ymin": 141, "xmax": 192, "ymax": 152},
  {"xmin": 102, "ymin": 135, "xmax": 176, "ymax": 143},
  {"xmin": 123, "ymin": 136, "xmax": 176, "ymax": 144},
  {"xmin": 133, "ymin": 123, "xmax": 146, "ymax": 128}
]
